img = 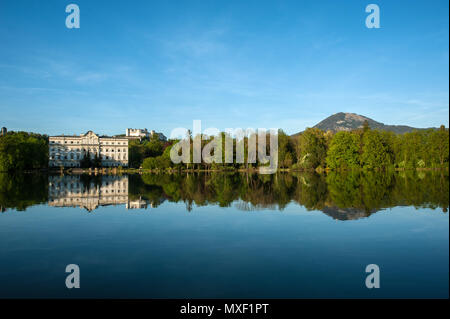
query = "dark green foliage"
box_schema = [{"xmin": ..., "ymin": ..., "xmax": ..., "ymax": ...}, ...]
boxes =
[
  {"xmin": 0, "ymin": 131, "xmax": 48, "ymax": 172},
  {"xmin": 429, "ymin": 125, "xmax": 449, "ymax": 167},
  {"xmin": 393, "ymin": 128, "xmax": 449, "ymax": 169},
  {"xmin": 79, "ymin": 152, "xmax": 91, "ymax": 168},
  {"xmin": 278, "ymin": 129, "xmax": 296, "ymax": 168},
  {"xmin": 326, "ymin": 131, "xmax": 360, "ymax": 169},
  {"xmin": 129, "ymin": 135, "xmax": 166, "ymax": 168},
  {"xmin": 294, "ymin": 128, "xmax": 328, "ymax": 169},
  {"xmin": 324, "ymin": 126, "xmax": 448, "ymax": 170},
  {"xmin": 0, "ymin": 173, "xmax": 48, "ymax": 211},
  {"xmin": 360, "ymin": 130, "xmax": 393, "ymax": 169}
]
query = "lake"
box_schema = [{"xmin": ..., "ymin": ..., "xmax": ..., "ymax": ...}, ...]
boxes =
[{"xmin": 0, "ymin": 171, "xmax": 448, "ymax": 298}]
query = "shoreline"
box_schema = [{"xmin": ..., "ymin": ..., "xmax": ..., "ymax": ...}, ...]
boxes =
[{"xmin": 2, "ymin": 167, "xmax": 448, "ymax": 175}]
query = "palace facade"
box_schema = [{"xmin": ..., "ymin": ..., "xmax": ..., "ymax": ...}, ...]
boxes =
[{"xmin": 49, "ymin": 131, "xmax": 128, "ymax": 167}]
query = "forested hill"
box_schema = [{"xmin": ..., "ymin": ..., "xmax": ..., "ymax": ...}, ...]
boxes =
[{"xmin": 292, "ymin": 112, "xmax": 432, "ymax": 136}]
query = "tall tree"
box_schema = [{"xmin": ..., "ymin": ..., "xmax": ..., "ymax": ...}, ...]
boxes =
[
  {"xmin": 361, "ymin": 130, "xmax": 393, "ymax": 169},
  {"xmin": 296, "ymin": 128, "xmax": 328, "ymax": 169},
  {"xmin": 326, "ymin": 131, "xmax": 360, "ymax": 169},
  {"xmin": 429, "ymin": 125, "xmax": 449, "ymax": 167}
]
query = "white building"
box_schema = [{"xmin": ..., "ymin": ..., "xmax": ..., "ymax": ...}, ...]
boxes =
[
  {"xmin": 125, "ymin": 128, "xmax": 150, "ymax": 139},
  {"xmin": 49, "ymin": 131, "xmax": 128, "ymax": 167},
  {"xmin": 125, "ymin": 128, "xmax": 167, "ymax": 141}
]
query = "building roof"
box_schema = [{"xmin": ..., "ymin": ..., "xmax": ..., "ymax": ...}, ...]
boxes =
[{"xmin": 49, "ymin": 131, "xmax": 128, "ymax": 139}]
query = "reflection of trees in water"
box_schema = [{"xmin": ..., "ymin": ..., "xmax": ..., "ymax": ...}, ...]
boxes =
[
  {"xmin": 130, "ymin": 170, "xmax": 449, "ymax": 220},
  {"xmin": 78, "ymin": 174, "xmax": 103, "ymax": 193},
  {"xmin": 0, "ymin": 173, "xmax": 48, "ymax": 211},
  {"xmin": 0, "ymin": 171, "xmax": 448, "ymax": 220}
]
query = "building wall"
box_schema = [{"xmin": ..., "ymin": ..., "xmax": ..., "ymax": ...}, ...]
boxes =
[{"xmin": 49, "ymin": 131, "xmax": 128, "ymax": 167}]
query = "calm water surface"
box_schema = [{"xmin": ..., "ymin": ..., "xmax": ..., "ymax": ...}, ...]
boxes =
[{"xmin": 0, "ymin": 171, "xmax": 448, "ymax": 298}]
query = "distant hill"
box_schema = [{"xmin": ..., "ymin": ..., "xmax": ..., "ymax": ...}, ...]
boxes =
[{"xmin": 292, "ymin": 112, "xmax": 433, "ymax": 136}]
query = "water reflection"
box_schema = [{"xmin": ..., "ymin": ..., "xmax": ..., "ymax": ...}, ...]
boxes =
[
  {"xmin": 48, "ymin": 175, "xmax": 129, "ymax": 211},
  {"xmin": 0, "ymin": 171, "xmax": 448, "ymax": 220}
]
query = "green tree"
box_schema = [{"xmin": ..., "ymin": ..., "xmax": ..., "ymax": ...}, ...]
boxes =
[
  {"xmin": 278, "ymin": 130, "xmax": 296, "ymax": 168},
  {"xmin": 93, "ymin": 153, "xmax": 102, "ymax": 168},
  {"xmin": 296, "ymin": 128, "xmax": 328, "ymax": 169},
  {"xmin": 326, "ymin": 131, "xmax": 360, "ymax": 169},
  {"xmin": 0, "ymin": 132, "xmax": 48, "ymax": 172},
  {"xmin": 429, "ymin": 125, "xmax": 449, "ymax": 167},
  {"xmin": 80, "ymin": 151, "xmax": 92, "ymax": 168},
  {"xmin": 361, "ymin": 130, "xmax": 393, "ymax": 169},
  {"xmin": 128, "ymin": 139, "xmax": 144, "ymax": 168}
]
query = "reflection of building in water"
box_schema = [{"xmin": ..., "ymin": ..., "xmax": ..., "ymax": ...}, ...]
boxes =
[
  {"xmin": 48, "ymin": 175, "xmax": 161, "ymax": 211},
  {"xmin": 126, "ymin": 197, "xmax": 165, "ymax": 209},
  {"xmin": 126, "ymin": 197, "xmax": 149, "ymax": 209},
  {"xmin": 49, "ymin": 175, "xmax": 129, "ymax": 211}
]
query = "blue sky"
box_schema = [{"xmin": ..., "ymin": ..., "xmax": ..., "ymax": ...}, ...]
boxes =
[{"xmin": 0, "ymin": 0, "xmax": 448, "ymax": 136}]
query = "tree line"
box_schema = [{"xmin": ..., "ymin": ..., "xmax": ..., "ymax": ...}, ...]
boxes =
[
  {"xmin": 135, "ymin": 122, "xmax": 449, "ymax": 171},
  {"xmin": 0, "ymin": 123, "xmax": 448, "ymax": 172},
  {"xmin": 287, "ymin": 122, "xmax": 449, "ymax": 170},
  {"xmin": 0, "ymin": 131, "xmax": 48, "ymax": 172}
]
